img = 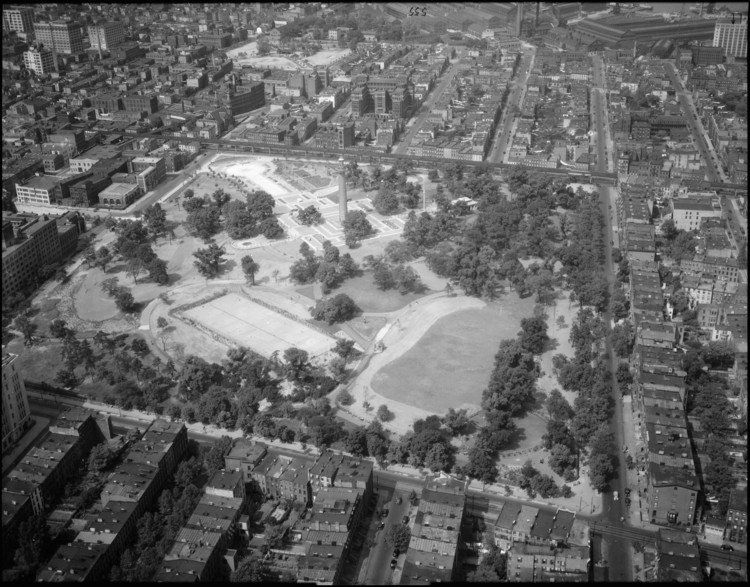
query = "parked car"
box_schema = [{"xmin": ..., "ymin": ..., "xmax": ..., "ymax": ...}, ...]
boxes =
[
  {"xmin": 720, "ymin": 544, "xmax": 734, "ymax": 551},
  {"xmin": 392, "ymin": 549, "xmax": 399, "ymax": 558},
  {"xmin": 613, "ymin": 491, "xmax": 619, "ymax": 501},
  {"xmin": 624, "ymin": 488, "xmax": 631, "ymax": 496},
  {"xmin": 403, "ymin": 515, "xmax": 409, "ymax": 525},
  {"xmin": 396, "ymin": 496, "xmax": 402, "ymax": 505},
  {"xmin": 390, "ymin": 559, "xmax": 398, "ymax": 569}
]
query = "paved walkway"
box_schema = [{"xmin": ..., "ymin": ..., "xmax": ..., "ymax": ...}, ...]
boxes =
[{"xmin": 2, "ymin": 416, "xmax": 51, "ymax": 476}]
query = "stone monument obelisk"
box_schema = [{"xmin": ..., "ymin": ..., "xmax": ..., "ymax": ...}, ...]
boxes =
[{"xmin": 338, "ymin": 156, "xmax": 348, "ymax": 223}]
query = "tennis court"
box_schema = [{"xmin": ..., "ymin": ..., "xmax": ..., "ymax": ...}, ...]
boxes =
[{"xmin": 182, "ymin": 292, "xmax": 335, "ymax": 358}]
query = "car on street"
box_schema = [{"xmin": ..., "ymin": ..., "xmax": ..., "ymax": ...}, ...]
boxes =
[
  {"xmin": 396, "ymin": 496, "xmax": 402, "ymax": 505},
  {"xmin": 720, "ymin": 544, "xmax": 734, "ymax": 551},
  {"xmin": 390, "ymin": 559, "xmax": 398, "ymax": 569},
  {"xmin": 379, "ymin": 521, "xmax": 385, "ymax": 530},
  {"xmin": 403, "ymin": 515, "xmax": 409, "ymax": 525}
]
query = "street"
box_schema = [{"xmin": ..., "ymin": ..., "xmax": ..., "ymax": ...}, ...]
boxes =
[
  {"xmin": 591, "ymin": 54, "xmax": 612, "ymax": 174},
  {"xmin": 393, "ymin": 58, "xmax": 464, "ymax": 155},
  {"xmin": 664, "ymin": 62, "xmax": 727, "ymax": 183},
  {"xmin": 488, "ymin": 47, "xmax": 536, "ymax": 164},
  {"xmin": 597, "ymin": 182, "xmax": 632, "ymax": 580}
]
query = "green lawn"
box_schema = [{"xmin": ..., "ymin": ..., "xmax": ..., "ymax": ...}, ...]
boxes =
[
  {"xmin": 334, "ymin": 273, "xmax": 430, "ymax": 313},
  {"xmin": 370, "ymin": 295, "xmax": 536, "ymax": 414}
]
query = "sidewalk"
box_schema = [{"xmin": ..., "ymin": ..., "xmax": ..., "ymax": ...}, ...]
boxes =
[{"xmin": 2, "ymin": 416, "xmax": 51, "ymax": 476}]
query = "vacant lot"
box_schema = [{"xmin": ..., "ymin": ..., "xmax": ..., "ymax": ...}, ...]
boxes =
[{"xmin": 370, "ymin": 294, "xmax": 536, "ymax": 414}]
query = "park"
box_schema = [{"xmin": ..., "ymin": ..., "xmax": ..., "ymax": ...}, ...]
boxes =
[{"xmin": 6, "ymin": 153, "xmax": 606, "ymax": 512}]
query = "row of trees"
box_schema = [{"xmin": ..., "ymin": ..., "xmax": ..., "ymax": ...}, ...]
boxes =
[
  {"xmin": 462, "ymin": 315, "xmax": 550, "ymax": 484},
  {"xmin": 110, "ymin": 440, "xmax": 217, "ymax": 581},
  {"xmin": 551, "ymin": 307, "xmax": 617, "ymax": 491},
  {"xmin": 185, "ymin": 189, "xmax": 283, "ymax": 242}
]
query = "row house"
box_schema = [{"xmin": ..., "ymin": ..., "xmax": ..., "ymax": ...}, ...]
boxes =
[{"xmin": 38, "ymin": 420, "xmax": 187, "ymax": 582}]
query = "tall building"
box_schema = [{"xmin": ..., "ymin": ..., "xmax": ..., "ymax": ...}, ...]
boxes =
[
  {"xmin": 338, "ymin": 156, "xmax": 348, "ymax": 223},
  {"xmin": 2, "ymin": 353, "xmax": 31, "ymax": 452},
  {"xmin": 34, "ymin": 20, "xmax": 84, "ymax": 55},
  {"xmin": 23, "ymin": 47, "xmax": 55, "ymax": 75},
  {"xmin": 3, "ymin": 6, "xmax": 34, "ymax": 40},
  {"xmin": 713, "ymin": 17, "xmax": 747, "ymax": 58},
  {"xmin": 87, "ymin": 21, "xmax": 125, "ymax": 51}
]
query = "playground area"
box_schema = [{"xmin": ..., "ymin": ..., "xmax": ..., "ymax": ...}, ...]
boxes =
[{"xmin": 180, "ymin": 291, "xmax": 336, "ymax": 359}]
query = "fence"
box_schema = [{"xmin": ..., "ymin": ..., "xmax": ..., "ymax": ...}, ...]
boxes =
[{"xmin": 238, "ymin": 291, "xmax": 334, "ymax": 340}]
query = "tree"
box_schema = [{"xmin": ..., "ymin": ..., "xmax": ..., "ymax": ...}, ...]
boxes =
[
  {"xmin": 345, "ymin": 427, "xmax": 369, "ymax": 456},
  {"xmin": 246, "ymin": 190, "xmax": 275, "ymax": 221},
  {"xmin": 377, "ymin": 404, "xmax": 393, "ymax": 422},
  {"xmin": 115, "ymin": 288, "xmax": 136, "ymax": 312},
  {"xmin": 661, "ymin": 218, "xmax": 678, "ymax": 240},
  {"xmin": 147, "ymin": 257, "xmax": 169, "ymax": 285},
  {"xmin": 193, "ymin": 241, "xmax": 226, "ymax": 279},
  {"xmin": 424, "ymin": 442, "xmax": 452, "ymax": 472},
  {"xmin": 283, "ymin": 348, "xmax": 311, "ymax": 382},
  {"xmin": 518, "ymin": 315, "xmax": 549, "ymax": 354},
  {"xmin": 611, "ymin": 287, "xmax": 630, "ymax": 321},
  {"xmin": 542, "ymin": 420, "xmax": 575, "ymax": 450},
  {"xmin": 49, "ymin": 318, "xmax": 71, "ymax": 339},
  {"xmin": 88, "ymin": 442, "xmax": 118, "ymax": 472},
  {"xmin": 297, "ymin": 205, "xmax": 323, "ymax": 225},
  {"xmin": 443, "ymin": 408, "xmax": 470, "ymax": 435},
  {"xmin": 588, "ymin": 452, "xmax": 614, "ymax": 492},
  {"xmin": 143, "ymin": 203, "xmax": 167, "ymax": 239},
  {"xmin": 333, "ymin": 338, "xmax": 357, "ymax": 361},
  {"xmin": 530, "ymin": 473, "xmax": 559, "ymax": 498},
  {"xmin": 615, "ymin": 363, "xmax": 633, "ymax": 390},
  {"xmin": 701, "ymin": 340, "xmax": 736, "ymax": 370},
  {"xmin": 260, "ymin": 217, "xmax": 284, "ymax": 239},
  {"xmin": 95, "ymin": 246, "xmax": 112, "ymax": 272},
  {"xmin": 177, "ymin": 356, "xmax": 223, "ymax": 402},
  {"xmin": 307, "ymin": 415, "xmax": 346, "ymax": 448},
  {"xmin": 428, "ymin": 168, "xmax": 440, "ymax": 182},
  {"xmin": 205, "ymin": 436, "xmax": 233, "ymax": 476},
  {"xmin": 241, "ymin": 255, "xmax": 260, "ymax": 285},
  {"xmin": 55, "ymin": 368, "xmax": 79, "ymax": 388},
  {"xmin": 546, "ymin": 389, "xmax": 574, "ymax": 421},
  {"xmin": 465, "ymin": 441, "xmax": 498, "ymax": 484},
  {"xmin": 386, "ymin": 524, "xmax": 412, "ymax": 552},
  {"xmin": 231, "ymin": 557, "xmax": 267, "ymax": 582},
  {"xmin": 373, "ymin": 185, "xmax": 400, "ymax": 215},
  {"xmin": 611, "ymin": 322, "xmax": 634, "ymax": 357},
  {"xmin": 548, "ymin": 444, "xmax": 576, "ymax": 477},
  {"xmin": 311, "ymin": 294, "xmax": 359, "ymax": 324},
  {"xmin": 14, "ymin": 313, "xmax": 36, "ymax": 345},
  {"xmin": 342, "ymin": 210, "xmax": 373, "ymax": 246},
  {"xmin": 336, "ymin": 387, "xmax": 354, "ymax": 405}
]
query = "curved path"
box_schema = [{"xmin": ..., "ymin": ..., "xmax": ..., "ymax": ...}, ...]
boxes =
[{"xmin": 342, "ymin": 293, "xmax": 486, "ymax": 435}]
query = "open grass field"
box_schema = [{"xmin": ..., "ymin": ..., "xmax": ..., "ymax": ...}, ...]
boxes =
[
  {"xmin": 334, "ymin": 273, "xmax": 430, "ymax": 313},
  {"xmin": 182, "ymin": 292, "xmax": 335, "ymax": 358},
  {"xmin": 370, "ymin": 294, "xmax": 536, "ymax": 414}
]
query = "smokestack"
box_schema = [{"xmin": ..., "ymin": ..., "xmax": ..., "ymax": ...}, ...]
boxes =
[{"xmin": 338, "ymin": 156, "xmax": 348, "ymax": 223}]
